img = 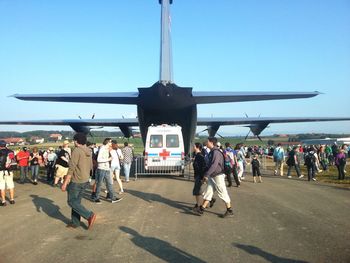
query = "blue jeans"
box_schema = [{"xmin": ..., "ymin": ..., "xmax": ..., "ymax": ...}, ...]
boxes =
[
  {"xmin": 123, "ymin": 163, "xmax": 131, "ymax": 182},
  {"xmin": 95, "ymin": 169, "xmax": 115, "ymax": 200},
  {"xmin": 20, "ymin": 166, "xmax": 29, "ymax": 183},
  {"xmin": 31, "ymin": 165, "xmax": 40, "ymax": 181},
  {"xmin": 67, "ymin": 182, "xmax": 93, "ymax": 226}
]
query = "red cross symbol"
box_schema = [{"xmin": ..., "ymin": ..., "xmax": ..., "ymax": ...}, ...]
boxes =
[{"xmin": 159, "ymin": 149, "xmax": 170, "ymax": 160}]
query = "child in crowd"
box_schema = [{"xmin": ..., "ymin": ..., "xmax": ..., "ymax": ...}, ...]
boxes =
[{"xmin": 251, "ymin": 154, "xmax": 262, "ymax": 183}]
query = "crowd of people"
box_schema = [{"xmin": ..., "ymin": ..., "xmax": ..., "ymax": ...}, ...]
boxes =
[
  {"xmin": 273, "ymin": 143, "xmax": 349, "ymax": 181},
  {"xmin": 190, "ymin": 140, "xmax": 348, "ymax": 217},
  {"xmin": 0, "ymin": 134, "xmax": 348, "ymax": 227},
  {"xmin": 0, "ymin": 136, "xmax": 134, "ymax": 211}
]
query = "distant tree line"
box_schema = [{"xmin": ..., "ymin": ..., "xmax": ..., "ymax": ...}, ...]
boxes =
[{"xmin": 0, "ymin": 130, "xmax": 124, "ymax": 140}]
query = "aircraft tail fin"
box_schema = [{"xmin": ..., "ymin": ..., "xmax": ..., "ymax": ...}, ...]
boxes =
[{"xmin": 159, "ymin": 0, "xmax": 173, "ymax": 85}]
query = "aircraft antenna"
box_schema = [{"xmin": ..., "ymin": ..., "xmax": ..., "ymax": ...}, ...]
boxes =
[{"xmin": 159, "ymin": 0, "xmax": 173, "ymax": 85}]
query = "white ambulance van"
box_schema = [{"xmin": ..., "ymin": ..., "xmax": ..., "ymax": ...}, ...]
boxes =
[{"xmin": 144, "ymin": 124, "xmax": 185, "ymax": 173}]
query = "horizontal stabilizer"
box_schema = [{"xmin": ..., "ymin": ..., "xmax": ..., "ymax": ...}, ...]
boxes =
[
  {"xmin": 11, "ymin": 92, "xmax": 139, "ymax": 105},
  {"xmin": 193, "ymin": 91, "xmax": 321, "ymax": 104}
]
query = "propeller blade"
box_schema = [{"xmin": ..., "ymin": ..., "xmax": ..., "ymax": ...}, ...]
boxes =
[
  {"xmin": 217, "ymin": 133, "xmax": 224, "ymax": 139},
  {"xmin": 198, "ymin": 128, "xmax": 209, "ymax": 134},
  {"xmin": 257, "ymin": 135, "xmax": 263, "ymax": 142},
  {"xmin": 244, "ymin": 112, "xmax": 248, "ymax": 118},
  {"xmin": 244, "ymin": 130, "xmax": 251, "ymax": 141},
  {"xmin": 91, "ymin": 113, "xmax": 95, "ymax": 119},
  {"xmin": 78, "ymin": 115, "xmax": 82, "ymax": 119}
]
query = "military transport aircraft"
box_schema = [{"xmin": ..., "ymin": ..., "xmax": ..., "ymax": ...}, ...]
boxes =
[{"xmin": 1, "ymin": 0, "xmax": 350, "ymax": 153}]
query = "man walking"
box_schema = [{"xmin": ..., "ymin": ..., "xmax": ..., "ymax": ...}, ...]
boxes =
[
  {"xmin": 61, "ymin": 133, "xmax": 96, "ymax": 230},
  {"xmin": 273, "ymin": 143, "xmax": 285, "ymax": 176},
  {"xmin": 194, "ymin": 137, "xmax": 233, "ymax": 218},
  {"xmin": 94, "ymin": 138, "xmax": 122, "ymax": 203}
]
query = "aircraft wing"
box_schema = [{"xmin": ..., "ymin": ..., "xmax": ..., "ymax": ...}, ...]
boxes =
[
  {"xmin": 193, "ymin": 91, "xmax": 320, "ymax": 104},
  {"xmin": 0, "ymin": 118, "xmax": 139, "ymax": 127},
  {"xmin": 12, "ymin": 91, "xmax": 321, "ymax": 105},
  {"xmin": 11, "ymin": 92, "xmax": 139, "ymax": 104},
  {"xmin": 197, "ymin": 116, "xmax": 350, "ymax": 126}
]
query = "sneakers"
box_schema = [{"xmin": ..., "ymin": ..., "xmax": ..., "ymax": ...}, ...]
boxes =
[
  {"xmin": 222, "ymin": 209, "xmax": 234, "ymax": 218},
  {"xmin": 87, "ymin": 213, "xmax": 96, "ymax": 230},
  {"xmin": 298, "ymin": 174, "xmax": 304, "ymax": 179},
  {"xmin": 209, "ymin": 198, "xmax": 216, "ymax": 208},
  {"xmin": 10, "ymin": 200, "xmax": 15, "ymax": 205},
  {"xmin": 111, "ymin": 197, "xmax": 123, "ymax": 203},
  {"xmin": 287, "ymin": 176, "xmax": 292, "ymax": 178},
  {"xmin": 94, "ymin": 199, "xmax": 102, "ymax": 204},
  {"xmin": 66, "ymin": 223, "xmax": 79, "ymax": 229},
  {"xmin": 192, "ymin": 206, "xmax": 204, "ymax": 216},
  {"xmin": 91, "ymin": 192, "xmax": 96, "ymax": 200},
  {"xmin": 312, "ymin": 178, "xmax": 317, "ymax": 181},
  {"xmin": 1, "ymin": 201, "xmax": 6, "ymax": 207}
]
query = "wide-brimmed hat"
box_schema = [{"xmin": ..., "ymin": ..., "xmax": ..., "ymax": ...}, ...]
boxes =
[
  {"xmin": 48, "ymin": 147, "xmax": 54, "ymax": 151},
  {"xmin": 63, "ymin": 140, "xmax": 69, "ymax": 145}
]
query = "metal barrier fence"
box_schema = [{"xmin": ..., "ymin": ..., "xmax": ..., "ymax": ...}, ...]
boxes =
[
  {"xmin": 134, "ymin": 156, "xmax": 187, "ymax": 178},
  {"xmin": 133, "ymin": 154, "xmax": 269, "ymax": 179}
]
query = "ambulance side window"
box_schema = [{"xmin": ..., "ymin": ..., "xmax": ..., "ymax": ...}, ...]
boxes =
[
  {"xmin": 150, "ymin": 135, "xmax": 163, "ymax": 148},
  {"xmin": 166, "ymin": 134, "xmax": 179, "ymax": 148}
]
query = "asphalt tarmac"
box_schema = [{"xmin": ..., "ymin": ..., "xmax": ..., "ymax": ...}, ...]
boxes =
[{"xmin": 0, "ymin": 173, "xmax": 349, "ymax": 263}]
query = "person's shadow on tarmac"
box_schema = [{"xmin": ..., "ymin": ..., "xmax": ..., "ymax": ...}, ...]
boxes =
[
  {"xmin": 120, "ymin": 226, "xmax": 205, "ymax": 263},
  {"xmin": 30, "ymin": 194, "xmax": 70, "ymax": 224},
  {"xmin": 234, "ymin": 243, "xmax": 309, "ymax": 263},
  {"xmin": 127, "ymin": 189, "xmax": 222, "ymax": 217}
]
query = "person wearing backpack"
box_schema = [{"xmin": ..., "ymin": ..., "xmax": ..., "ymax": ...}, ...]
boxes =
[
  {"xmin": 224, "ymin": 142, "xmax": 240, "ymax": 187},
  {"xmin": 304, "ymin": 147, "xmax": 317, "ymax": 181},
  {"xmin": 251, "ymin": 154, "xmax": 262, "ymax": 183},
  {"xmin": 235, "ymin": 143, "xmax": 247, "ymax": 182},
  {"xmin": 0, "ymin": 141, "xmax": 16, "ymax": 206},
  {"xmin": 193, "ymin": 137, "xmax": 233, "ymax": 218},
  {"xmin": 335, "ymin": 148, "xmax": 346, "ymax": 180},
  {"xmin": 273, "ymin": 143, "xmax": 285, "ymax": 176}
]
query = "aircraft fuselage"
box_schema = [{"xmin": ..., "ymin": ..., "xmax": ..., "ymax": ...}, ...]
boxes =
[{"xmin": 137, "ymin": 82, "xmax": 197, "ymax": 153}]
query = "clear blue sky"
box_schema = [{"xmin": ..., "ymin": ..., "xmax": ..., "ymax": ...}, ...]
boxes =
[{"xmin": 0, "ymin": 0, "xmax": 349, "ymax": 135}]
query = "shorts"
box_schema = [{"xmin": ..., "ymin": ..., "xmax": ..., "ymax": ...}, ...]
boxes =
[
  {"xmin": 0, "ymin": 170, "xmax": 15, "ymax": 190},
  {"xmin": 192, "ymin": 176, "xmax": 203, "ymax": 196},
  {"xmin": 55, "ymin": 165, "xmax": 68, "ymax": 178},
  {"xmin": 111, "ymin": 166, "xmax": 121, "ymax": 173},
  {"xmin": 203, "ymin": 174, "xmax": 231, "ymax": 204}
]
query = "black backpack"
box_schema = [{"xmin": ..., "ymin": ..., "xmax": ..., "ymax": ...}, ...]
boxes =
[
  {"xmin": 0, "ymin": 149, "xmax": 17, "ymax": 171},
  {"xmin": 304, "ymin": 152, "xmax": 315, "ymax": 166},
  {"xmin": 0, "ymin": 149, "xmax": 7, "ymax": 170}
]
